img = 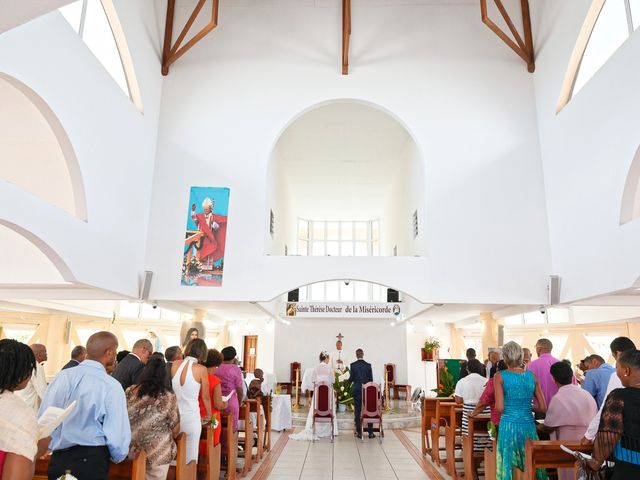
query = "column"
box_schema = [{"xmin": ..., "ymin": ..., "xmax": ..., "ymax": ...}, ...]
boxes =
[{"xmin": 480, "ymin": 312, "xmax": 499, "ymax": 358}]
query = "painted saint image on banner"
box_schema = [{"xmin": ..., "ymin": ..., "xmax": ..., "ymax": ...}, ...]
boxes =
[{"xmin": 181, "ymin": 187, "xmax": 230, "ymax": 286}]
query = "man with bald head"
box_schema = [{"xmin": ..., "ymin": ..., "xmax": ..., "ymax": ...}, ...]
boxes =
[
  {"xmin": 111, "ymin": 338, "xmax": 153, "ymax": 390},
  {"xmin": 39, "ymin": 331, "xmax": 130, "ymax": 480},
  {"xmin": 16, "ymin": 343, "xmax": 48, "ymax": 411}
]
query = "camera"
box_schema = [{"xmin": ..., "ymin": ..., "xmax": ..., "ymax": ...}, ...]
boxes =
[
  {"xmin": 152, "ymin": 301, "xmax": 158, "ymax": 309},
  {"xmin": 539, "ymin": 305, "xmax": 546, "ymax": 315},
  {"xmin": 344, "ymin": 279, "xmax": 350, "ymax": 286}
]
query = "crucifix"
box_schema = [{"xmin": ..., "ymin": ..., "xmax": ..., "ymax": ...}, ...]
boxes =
[{"xmin": 336, "ymin": 332, "xmax": 344, "ymax": 369}]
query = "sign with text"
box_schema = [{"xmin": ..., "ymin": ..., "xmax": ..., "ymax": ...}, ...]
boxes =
[{"xmin": 285, "ymin": 302, "xmax": 402, "ymax": 318}]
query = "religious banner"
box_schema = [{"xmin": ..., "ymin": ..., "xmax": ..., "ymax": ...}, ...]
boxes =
[
  {"xmin": 181, "ymin": 186, "xmax": 230, "ymax": 286},
  {"xmin": 285, "ymin": 302, "xmax": 402, "ymax": 318}
]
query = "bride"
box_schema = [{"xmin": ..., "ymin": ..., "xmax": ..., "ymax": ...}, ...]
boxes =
[{"xmin": 290, "ymin": 351, "xmax": 339, "ymax": 441}]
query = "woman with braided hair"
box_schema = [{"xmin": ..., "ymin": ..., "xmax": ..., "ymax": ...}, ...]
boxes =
[{"xmin": 0, "ymin": 339, "xmax": 50, "ymax": 479}]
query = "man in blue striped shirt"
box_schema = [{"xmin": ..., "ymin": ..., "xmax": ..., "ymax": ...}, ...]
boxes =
[
  {"xmin": 39, "ymin": 331, "xmax": 131, "ymax": 480},
  {"xmin": 581, "ymin": 354, "xmax": 615, "ymax": 409}
]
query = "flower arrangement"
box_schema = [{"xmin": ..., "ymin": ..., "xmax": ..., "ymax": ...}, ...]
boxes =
[
  {"xmin": 423, "ymin": 337, "xmax": 441, "ymax": 352},
  {"xmin": 431, "ymin": 364, "xmax": 455, "ymax": 397},
  {"xmin": 333, "ymin": 367, "xmax": 354, "ymax": 410}
]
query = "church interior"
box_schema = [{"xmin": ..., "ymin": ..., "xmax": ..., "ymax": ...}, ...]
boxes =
[{"xmin": 2, "ymin": 0, "xmax": 640, "ymax": 479}]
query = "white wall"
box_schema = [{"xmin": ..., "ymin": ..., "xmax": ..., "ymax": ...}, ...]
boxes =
[
  {"xmin": 532, "ymin": 1, "xmax": 640, "ymax": 302},
  {"xmin": 273, "ymin": 317, "xmax": 408, "ymax": 385},
  {"xmin": 146, "ymin": 2, "xmax": 551, "ymax": 305},
  {"xmin": 0, "ymin": 1, "xmax": 164, "ymax": 296}
]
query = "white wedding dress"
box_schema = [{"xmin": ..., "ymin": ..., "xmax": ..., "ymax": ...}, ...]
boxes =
[{"xmin": 290, "ymin": 361, "xmax": 339, "ymax": 441}]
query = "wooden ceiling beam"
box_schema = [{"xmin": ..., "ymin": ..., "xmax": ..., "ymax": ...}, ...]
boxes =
[
  {"xmin": 480, "ymin": 0, "xmax": 534, "ymax": 73},
  {"xmin": 342, "ymin": 0, "xmax": 351, "ymax": 75},
  {"xmin": 162, "ymin": 0, "xmax": 220, "ymax": 76}
]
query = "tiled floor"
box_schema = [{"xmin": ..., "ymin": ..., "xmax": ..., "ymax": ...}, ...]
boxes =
[{"xmin": 257, "ymin": 429, "xmax": 433, "ymax": 479}]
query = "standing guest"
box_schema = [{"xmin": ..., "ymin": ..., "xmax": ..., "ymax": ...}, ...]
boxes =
[
  {"xmin": 459, "ymin": 348, "xmax": 477, "ymax": 380},
  {"xmin": 182, "ymin": 328, "xmax": 199, "ymax": 349},
  {"xmin": 0, "ymin": 339, "xmax": 50, "ymax": 480},
  {"xmin": 587, "ymin": 349, "xmax": 640, "ymax": 479},
  {"xmin": 522, "ymin": 348, "xmax": 532, "ymax": 369},
  {"xmin": 15, "ymin": 343, "xmax": 47, "ymax": 411},
  {"xmin": 495, "ymin": 341, "xmax": 547, "ymax": 480},
  {"xmin": 469, "ymin": 360, "xmax": 508, "ymax": 435},
  {"xmin": 171, "ymin": 338, "xmax": 212, "ymax": 475},
  {"xmin": 455, "ymin": 359, "xmax": 491, "ymax": 450},
  {"xmin": 126, "ymin": 356, "xmax": 180, "ymax": 480},
  {"xmin": 486, "ymin": 350, "xmax": 501, "ymax": 379},
  {"xmin": 112, "ymin": 339, "xmax": 153, "ymax": 390},
  {"xmin": 216, "ymin": 347, "xmax": 244, "ymax": 436},
  {"xmin": 164, "ymin": 346, "xmax": 183, "ymax": 391},
  {"xmin": 581, "ymin": 354, "xmax": 615, "ymax": 408},
  {"xmin": 199, "ymin": 349, "xmax": 227, "ymax": 453},
  {"xmin": 528, "ymin": 338, "xmax": 569, "ymax": 409},
  {"xmin": 576, "ymin": 357, "xmax": 590, "ymax": 384},
  {"xmin": 40, "ymin": 331, "xmax": 130, "ymax": 480},
  {"xmin": 351, "ymin": 349, "xmax": 375, "ymax": 439},
  {"xmin": 539, "ymin": 361, "xmax": 597, "ymax": 480},
  {"xmin": 61, "ymin": 346, "xmax": 86, "ymax": 370},
  {"xmin": 582, "ymin": 336, "xmax": 636, "ymax": 444}
]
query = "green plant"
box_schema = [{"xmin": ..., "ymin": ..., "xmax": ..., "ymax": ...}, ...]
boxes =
[
  {"xmin": 430, "ymin": 365, "xmax": 455, "ymax": 397},
  {"xmin": 423, "ymin": 337, "xmax": 441, "ymax": 352}
]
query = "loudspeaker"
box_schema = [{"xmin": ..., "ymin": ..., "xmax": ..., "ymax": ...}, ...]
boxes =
[
  {"xmin": 287, "ymin": 289, "xmax": 299, "ymax": 302},
  {"xmin": 548, "ymin": 275, "xmax": 561, "ymax": 305},
  {"xmin": 387, "ymin": 288, "xmax": 400, "ymax": 303},
  {"xmin": 139, "ymin": 271, "xmax": 153, "ymax": 301}
]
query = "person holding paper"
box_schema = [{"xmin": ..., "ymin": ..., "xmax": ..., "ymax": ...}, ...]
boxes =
[
  {"xmin": 216, "ymin": 347, "xmax": 244, "ymax": 436},
  {"xmin": 39, "ymin": 331, "xmax": 131, "ymax": 480},
  {"xmin": 198, "ymin": 349, "xmax": 228, "ymax": 451},
  {"xmin": 0, "ymin": 339, "xmax": 50, "ymax": 480}
]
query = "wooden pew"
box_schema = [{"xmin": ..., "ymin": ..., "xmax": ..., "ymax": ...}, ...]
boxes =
[
  {"xmin": 237, "ymin": 401, "xmax": 254, "ymax": 476},
  {"xmin": 167, "ymin": 432, "xmax": 187, "ymax": 480},
  {"xmin": 429, "ymin": 400, "xmax": 456, "ymax": 465},
  {"xmin": 220, "ymin": 413, "xmax": 238, "ymax": 480},
  {"xmin": 421, "ymin": 397, "xmax": 439, "ymax": 456},
  {"xmin": 484, "ymin": 438, "xmax": 497, "ymax": 480},
  {"xmin": 248, "ymin": 398, "xmax": 265, "ymax": 461},
  {"xmin": 463, "ymin": 414, "xmax": 491, "ymax": 480},
  {"xmin": 523, "ymin": 440, "xmax": 593, "ymax": 480},
  {"xmin": 197, "ymin": 426, "xmax": 221, "ymax": 480},
  {"xmin": 33, "ymin": 451, "xmax": 147, "ymax": 480},
  {"xmin": 261, "ymin": 394, "xmax": 272, "ymax": 453},
  {"xmin": 444, "ymin": 403, "xmax": 463, "ymax": 479}
]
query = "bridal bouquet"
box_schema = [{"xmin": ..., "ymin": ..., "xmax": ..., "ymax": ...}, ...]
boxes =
[{"xmin": 333, "ymin": 367, "xmax": 355, "ymax": 410}]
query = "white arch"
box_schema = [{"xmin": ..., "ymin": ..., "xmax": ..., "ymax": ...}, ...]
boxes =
[
  {"xmin": 620, "ymin": 144, "xmax": 640, "ymax": 224},
  {"xmin": 0, "ymin": 73, "xmax": 88, "ymax": 221}
]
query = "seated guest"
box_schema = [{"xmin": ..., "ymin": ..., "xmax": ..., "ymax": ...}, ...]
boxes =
[
  {"xmin": 540, "ymin": 361, "xmax": 597, "ymax": 480},
  {"xmin": 126, "ymin": 356, "xmax": 180, "ymax": 480},
  {"xmin": 494, "ymin": 341, "xmax": 547, "ymax": 480},
  {"xmin": 582, "ymin": 337, "xmax": 636, "ymax": 444},
  {"xmin": 0, "ymin": 339, "xmax": 50, "ymax": 480},
  {"xmin": 216, "ymin": 347, "xmax": 244, "ymax": 435},
  {"xmin": 587, "ymin": 349, "xmax": 640, "ymax": 479},
  {"xmin": 112, "ymin": 339, "xmax": 153, "ymax": 390},
  {"xmin": 15, "ymin": 343, "xmax": 47, "ymax": 411},
  {"xmin": 247, "ymin": 369, "xmax": 265, "ymax": 399},
  {"xmin": 455, "ymin": 359, "xmax": 491, "ymax": 450},
  {"xmin": 582, "ymin": 354, "xmax": 615, "ymax": 408},
  {"xmin": 164, "ymin": 346, "xmax": 183, "ymax": 391},
  {"xmin": 61, "ymin": 346, "xmax": 87, "ymax": 370},
  {"xmin": 469, "ymin": 360, "xmax": 507, "ymax": 435},
  {"xmin": 199, "ymin": 349, "xmax": 227, "ymax": 454},
  {"xmin": 40, "ymin": 331, "xmax": 130, "ymax": 480},
  {"xmin": 459, "ymin": 348, "xmax": 477, "ymax": 380}
]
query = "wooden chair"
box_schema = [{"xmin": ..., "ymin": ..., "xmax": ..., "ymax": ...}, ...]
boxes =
[
  {"xmin": 463, "ymin": 414, "xmax": 491, "ymax": 480},
  {"xmin": 429, "ymin": 400, "xmax": 456, "ymax": 465},
  {"xmin": 484, "ymin": 438, "xmax": 497, "ymax": 480},
  {"xmin": 220, "ymin": 413, "xmax": 238, "ymax": 480},
  {"xmin": 33, "ymin": 452, "xmax": 147, "ymax": 480},
  {"xmin": 237, "ymin": 402, "xmax": 254, "ymax": 476},
  {"xmin": 444, "ymin": 404, "xmax": 463, "ymax": 479},
  {"xmin": 261, "ymin": 394, "xmax": 272, "ymax": 452},
  {"xmin": 312, "ymin": 381, "xmax": 335, "ymax": 442},
  {"xmin": 421, "ymin": 397, "xmax": 439, "ymax": 456},
  {"xmin": 197, "ymin": 426, "xmax": 220, "ymax": 480},
  {"xmin": 384, "ymin": 363, "xmax": 396, "ymax": 399},
  {"xmin": 248, "ymin": 398, "xmax": 265, "ymax": 461},
  {"xmin": 360, "ymin": 382, "xmax": 384, "ymax": 442},
  {"xmin": 523, "ymin": 440, "xmax": 593, "ymax": 480}
]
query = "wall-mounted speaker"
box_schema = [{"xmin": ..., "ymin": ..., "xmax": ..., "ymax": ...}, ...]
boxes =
[
  {"xmin": 287, "ymin": 289, "xmax": 299, "ymax": 302},
  {"xmin": 139, "ymin": 271, "xmax": 153, "ymax": 301},
  {"xmin": 548, "ymin": 275, "xmax": 561, "ymax": 305},
  {"xmin": 387, "ymin": 288, "xmax": 400, "ymax": 303}
]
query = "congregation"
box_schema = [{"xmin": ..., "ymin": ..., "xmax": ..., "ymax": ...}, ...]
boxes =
[{"xmin": 0, "ymin": 328, "xmax": 266, "ymax": 480}]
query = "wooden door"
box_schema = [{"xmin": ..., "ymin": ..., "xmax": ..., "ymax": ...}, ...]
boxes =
[{"xmin": 243, "ymin": 335, "xmax": 258, "ymax": 373}]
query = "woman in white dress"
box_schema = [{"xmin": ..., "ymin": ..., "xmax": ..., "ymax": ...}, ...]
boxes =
[
  {"xmin": 171, "ymin": 339, "xmax": 211, "ymax": 479},
  {"xmin": 290, "ymin": 351, "xmax": 338, "ymax": 441}
]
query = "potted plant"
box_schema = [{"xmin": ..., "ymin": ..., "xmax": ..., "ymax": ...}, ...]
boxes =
[
  {"xmin": 422, "ymin": 337, "xmax": 440, "ymax": 361},
  {"xmin": 430, "ymin": 365, "xmax": 455, "ymax": 397}
]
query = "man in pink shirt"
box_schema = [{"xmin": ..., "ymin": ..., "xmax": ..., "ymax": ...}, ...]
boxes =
[{"xmin": 528, "ymin": 338, "xmax": 573, "ymax": 412}]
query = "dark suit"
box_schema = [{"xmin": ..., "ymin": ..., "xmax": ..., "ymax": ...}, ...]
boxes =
[
  {"xmin": 111, "ymin": 353, "xmax": 144, "ymax": 390},
  {"xmin": 350, "ymin": 358, "xmax": 374, "ymax": 436},
  {"xmin": 61, "ymin": 359, "xmax": 80, "ymax": 370}
]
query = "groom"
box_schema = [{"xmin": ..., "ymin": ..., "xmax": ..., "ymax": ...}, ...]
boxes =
[{"xmin": 350, "ymin": 348, "xmax": 374, "ymax": 438}]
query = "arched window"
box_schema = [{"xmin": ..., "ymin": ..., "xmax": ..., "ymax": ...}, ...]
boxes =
[
  {"xmin": 59, "ymin": 0, "xmax": 142, "ymax": 111},
  {"xmin": 557, "ymin": 0, "xmax": 639, "ymax": 112}
]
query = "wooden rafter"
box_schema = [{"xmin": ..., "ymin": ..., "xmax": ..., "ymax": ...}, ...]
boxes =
[
  {"xmin": 342, "ymin": 0, "xmax": 351, "ymax": 75},
  {"xmin": 480, "ymin": 0, "xmax": 534, "ymax": 73},
  {"xmin": 162, "ymin": 0, "xmax": 220, "ymax": 76}
]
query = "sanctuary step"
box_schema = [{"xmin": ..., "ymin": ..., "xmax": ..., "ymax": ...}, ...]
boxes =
[{"xmin": 291, "ymin": 399, "xmax": 421, "ymax": 430}]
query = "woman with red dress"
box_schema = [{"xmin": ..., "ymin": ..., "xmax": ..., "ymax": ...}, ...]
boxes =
[{"xmin": 199, "ymin": 349, "xmax": 227, "ymax": 454}]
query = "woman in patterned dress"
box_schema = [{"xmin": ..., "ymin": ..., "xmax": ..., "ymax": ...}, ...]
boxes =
[{"xmin": 126, "ymin": 356, "xmax": 180, "ymax": 480}]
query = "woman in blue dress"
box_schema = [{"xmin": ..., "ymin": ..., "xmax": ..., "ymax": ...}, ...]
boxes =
[{"xmin": 495, "ymin": 341, "xmax": 548, "ymax": 480}]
